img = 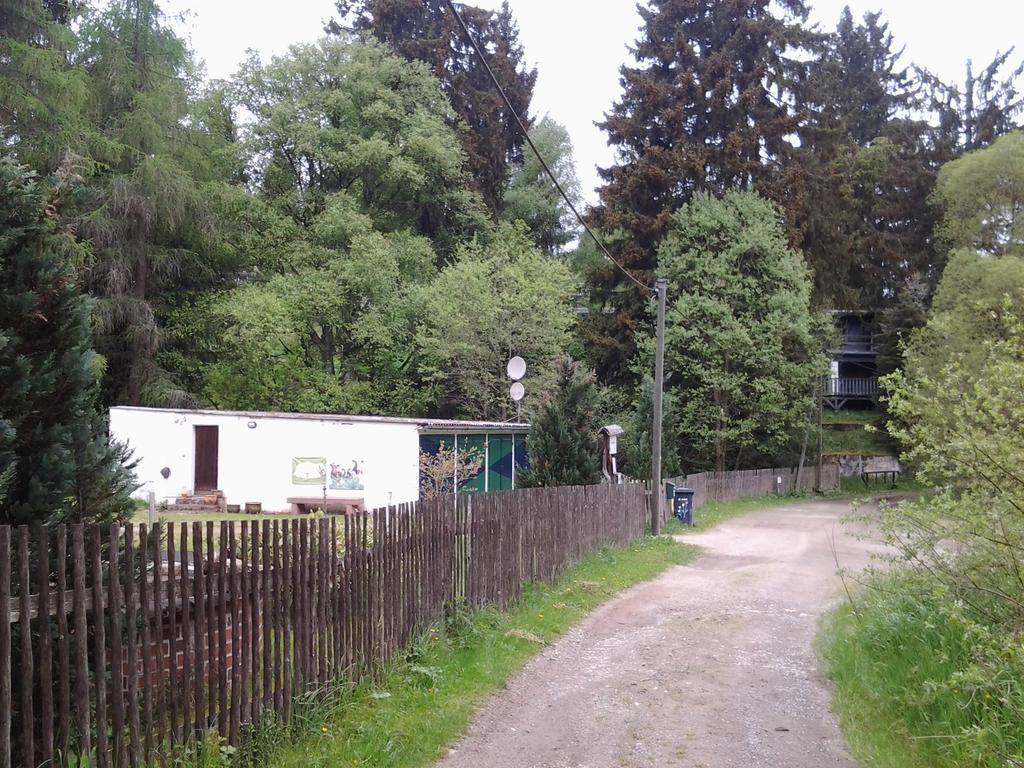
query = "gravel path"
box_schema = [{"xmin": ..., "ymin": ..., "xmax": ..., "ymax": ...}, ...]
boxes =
[{"xmin": 436, "ymin": 499, "xmax": 883, "ymax": 768}]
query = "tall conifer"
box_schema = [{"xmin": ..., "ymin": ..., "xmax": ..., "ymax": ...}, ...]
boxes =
[
  {"xmin": 584, "ymin": 0, "xmax": 814, "ymax": 385},
  {"xmin": 0, "ymin": 156, "xmax": 135, "ymax": 524}
]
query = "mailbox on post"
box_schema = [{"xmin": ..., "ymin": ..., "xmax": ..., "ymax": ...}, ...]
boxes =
[{"xmin": 673, "ymin": 487, "xmax": 695, "ymax": 527}]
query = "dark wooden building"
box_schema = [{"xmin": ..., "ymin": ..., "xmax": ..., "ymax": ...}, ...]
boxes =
[{"xmin": 825, "ymin": 310, "xmax": 879, "ymax": 410}]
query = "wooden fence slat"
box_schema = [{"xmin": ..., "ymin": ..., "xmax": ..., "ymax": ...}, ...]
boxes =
[
  {"xmin": 178, "ymin": 524, "xmax": 191, "ymax": 745},
  {"xmin": 165, "ymin": 523, "xmax": 179, "ymax": 746},
  {"xmin": 239, "ymin": 522, "xmax": 250, "ymax": 732},
  {"xmin": 55, "ymin": 526, "xmax": 71, "ymax": 762},
  {"xmin": 89, "ymin": 526, "xmax": 110, "ymax": 768},
  {"xmin": 18, "ymin": 527, "xmax": 35, "ymax": 768},
  {"xmin": 107, "ymin": 524, "xmax": 125, "ymax": 768},
  {"xmin": 123, "ymin": 525, "xmax": 142, "ymax": 768},
  {"xmin": 217, "ymin": 522, "xmax": 229, "ymax": 735},
  {"xmin": 192, "ymin": 522, "xmax": 205, "ymax": 737},
  {"xmin": 35, "ymin": 524, "xmax": 54, "ymax": 765},
  {"xmin": 138, "ymin": 525, "xmax": 154, "ymax": 763},
  {"xmin": 0, "ymin": 527, "xmax": 10, "ymax": 768},
  {"xmin": 149, "ymin": 523, "xmax": 164, "ymax": 752},
  {"xmin": 206, "ymin": 522, "xmax": 216, "ymax": 728},
  {"xmin": 229, "ymin": 523, "xmax": 241, "ymax": 744}
]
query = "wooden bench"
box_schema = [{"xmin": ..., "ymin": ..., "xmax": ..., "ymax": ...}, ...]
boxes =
[{"xmin": 287, "ymin": 495, "xmax": 364, "ymax": 514}]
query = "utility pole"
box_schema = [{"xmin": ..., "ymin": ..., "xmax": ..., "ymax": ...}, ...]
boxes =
[{"xmin": 651, "ymin": 278, "xmax": 668, "ymax": 535}]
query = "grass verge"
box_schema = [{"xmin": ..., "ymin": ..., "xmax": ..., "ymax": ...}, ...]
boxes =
[
  {"xmin": 821, "ymin": 573, "xmax": 1024, "ymax": 767},
  {"xmin": 238, "ymin": 535, "xmax": 697, "ymax": 768}
]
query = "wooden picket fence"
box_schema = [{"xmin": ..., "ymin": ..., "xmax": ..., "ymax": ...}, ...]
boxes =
[
  {"xmin": 667, "ymin": 463, "xmax": 840, "ymax": 514},
  {"xmin": 0, "ymin": 482, "xmax": 647, "ymax": 768}
]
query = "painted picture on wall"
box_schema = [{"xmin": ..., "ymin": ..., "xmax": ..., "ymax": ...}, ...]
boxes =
[
  {"xmin": 291, "ymin": 457, "xmax": 326, "ymax": 485},
  {"xmin": 330, "ymin": 460, "xmax": 364, "ymax": 490}
]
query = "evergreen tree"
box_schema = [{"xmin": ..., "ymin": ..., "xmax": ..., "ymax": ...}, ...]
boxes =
[
  {"xmin": 584, "ymin": 0, "xmax": 814, "ymax": 386},
  {"xmin": 0, "ymin": 156, "xmax": 135, "ymax": 524},
  {"xmin": 330, "ymin": 0, "xmax": 536, "ymax": 214},
  {"xmin": 518, "ymin": 357, "xmax": 602, "ymax": 488},
  {"xmin": 67, "ymin": 0, "xmax": 233, "ymax": 407},
  {"xmin": 795, "ymin": 7, "xmax": 937, "ymax": 308}
]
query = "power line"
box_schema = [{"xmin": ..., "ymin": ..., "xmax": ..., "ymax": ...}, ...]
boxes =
[{"xmin": 442, "ymin": 0, "xmax": 653, "ymax": 293}]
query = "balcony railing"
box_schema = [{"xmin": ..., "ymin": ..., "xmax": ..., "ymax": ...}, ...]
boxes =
[{"xmin": 824, "ymin": 376, "xmax": 879, "ymax": 397}]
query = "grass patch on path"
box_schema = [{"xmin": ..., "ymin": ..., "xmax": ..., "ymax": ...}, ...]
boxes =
[{"xmin": 255, "ymin": 535, "xmax": 697, "ymax": 768}]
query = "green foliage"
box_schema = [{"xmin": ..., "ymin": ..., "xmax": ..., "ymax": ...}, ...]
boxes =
[
  {"xmin": 583, "ymin": 0, "xmax": 814, "ymax": 385},
  {"xmin": 658, "ymin": 191, "xmax": 825, "ymax": 473},
  {"xmin": 332, "ymin": 0, "xmax": 537, "ymax": 216},
  {"xmin": 517, "ymin": 357, "xmax": 601, "ymax": 488},
  {"xmin": 0, "ymin": 156, "xmax": 135, "ymax": 524},
  {"xmin": 824, "ymin": 574, "xmax": 1024, "ymax": 767},
  {"xmin": 897, "ymin": 250, "xmax": 1024, "ymax": 390},
  {"xmin": 502, "ymin": 116, "xmax": 581, "ymax": 255},
  {"xmin": 933, "ymin": 130, "xmax": 1024, "ymax": 257},
  {"xmin": 418, "ymin": 223, "xmax": 576, "ymax": 420},
  {"xmin": 620, "ymin": 376, "xmax": 680, "ymax": 481},
  {"xmin": 883, "ymin": 301, "xmax": 1024, "ymax": 625},
  {"xmin": 234, "ymin": 36, "xmax": 489, "ymax": 260}
]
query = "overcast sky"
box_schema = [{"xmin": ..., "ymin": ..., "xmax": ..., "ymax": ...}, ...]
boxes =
[{"xmin": 163, "ymin": 0, "xmax": 1024, "ymax": 205}]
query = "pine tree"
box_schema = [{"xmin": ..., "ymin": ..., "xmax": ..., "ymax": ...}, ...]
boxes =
[
  {"xmin": 584, "ymin": 0, "xmax": 814, "ymax": 386},
  {"xmin": 330, "ymin": 0, "xmax": 537, "ymax": 214},
  {"xmin": 518, "ymin": 357, "xmax": 602, "ymax": 488},
  {"xmin": 0, "ymin": 155, "xmax": 135, "ymax": 525}
]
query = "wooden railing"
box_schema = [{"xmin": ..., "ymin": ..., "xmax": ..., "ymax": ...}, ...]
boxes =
[
  {"xmin": 825, "ymin": 376, "xmax": 879, "ymax": 397},
  {"xmin": 0, "ymin": 483, "xmax": 648, "ymax": 768}
]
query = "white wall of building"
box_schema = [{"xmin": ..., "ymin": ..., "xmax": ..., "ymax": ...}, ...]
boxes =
[{"xmin": 109, "ymin": 407, "xmax": 422, "ymax": 511}]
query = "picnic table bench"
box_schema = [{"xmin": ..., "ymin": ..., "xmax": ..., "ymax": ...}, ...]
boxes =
[{"xmin": 287, "ymin": 495, "xmax": 364, "ymax": 514}]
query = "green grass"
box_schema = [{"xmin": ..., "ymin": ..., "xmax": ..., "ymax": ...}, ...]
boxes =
[
  {"xmin": 245, "ymin": 536, "xmax": 697, "ymax": 768},
  {"xmin": 821, "ymin": 574, "xmax": 1024, "ymax": 767}
]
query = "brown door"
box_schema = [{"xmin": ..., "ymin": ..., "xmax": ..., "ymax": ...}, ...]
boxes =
[{"xmin": 194, "ymin": 425, "xmax": 219, "ymax": 491}]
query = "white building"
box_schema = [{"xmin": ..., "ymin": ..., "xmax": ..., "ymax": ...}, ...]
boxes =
[{"xmin": 109, "ymin": 406, "xmax": 529, "ymax": 513}]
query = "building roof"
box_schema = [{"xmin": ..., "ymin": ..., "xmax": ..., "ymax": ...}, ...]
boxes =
[{"xmin": 109, "ymin": 406, "xmax": 530, "ymax": 433}]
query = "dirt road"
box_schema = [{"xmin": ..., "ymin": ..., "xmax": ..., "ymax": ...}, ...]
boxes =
[{"xmin": 437, "ymin": 499, "xmax": 882, "ymax": 768}]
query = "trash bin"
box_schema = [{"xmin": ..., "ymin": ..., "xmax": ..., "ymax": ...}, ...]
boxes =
[
  {"xmin": 673, "ymin": 487, "xmax": 695, "ymax": 527},
  {"xmin": 664, "ymin": 480, "xmax": 676, "ymax": 501}
]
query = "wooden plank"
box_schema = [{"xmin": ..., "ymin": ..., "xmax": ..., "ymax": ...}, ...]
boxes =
[
  {"xmin": 229, "ymin": 523, "xmax": 241, "ymax": 744},
  {"xmin": 55, "ymin": 527, "xmax": 71, "ymax": 762},
  {"xmin": 71, "ymin": 526, "xmax": 91, "ymax": 760},
  {"xmin": 279, "ymin": 521, "xmax": 290, "ymax": 720},
  {"xmin": 261, "ymin": 521, "xmax": 272, "ymax": 715},
  {"xmin": 249, "ymin": 522, "xmax": 261, "ymax": 724},
  {"xmin": 138, "ymin": 525, "xmax": 154, "ymax": 762},
  {"xmin": 149, "ymin": 523, "xmax": 165, "ymax": 752},
  {"xmin": 123, "ymin": 526, "xmax": 142, "ymax": 768},
  {"xmin": 0, "ymin": 527, "xmax": 10, "ymax": 768},
  {"xmin": 36, "ymin": 525, "xmax": 54, "ymax": 765},
  {"xmin": 178, "ymin": 524, "xmax": 191, "ymax": 744},
  {"xmin": 107, "ymin": 524, "xmax": 126, "ymax": 768},
  {"xmin": 192, "ymin": 522, "xmax": 206, "ymax": 736},
  {"xmin": 206, "ymin": 522, "xmax": 216, "ymax": 728},
  {"xmin": 166, "ymin": 524, "xmax": 179, "ymax": 745},
  {"xmin": 239, "ymin": 522, "xmax": 250, "ymax": 729},
  {"xmin": 217, "ymin": 522, "xmax": 229, "ymax": 736},
  {"xmin": 266, "ymin": 521, "xmax": 277, "ymax": 713},
  {"xmin": 18, "ymin": 527, "xmax": 35, "ymax": 767},
  {"xmin": 90, "ymin": 526, "xmax": 111, "ymax": 768}
]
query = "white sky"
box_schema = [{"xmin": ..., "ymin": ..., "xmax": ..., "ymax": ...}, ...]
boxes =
[{"xmin": 163, "ymin": 0, "xmax": 1024, "ymax": 205}]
